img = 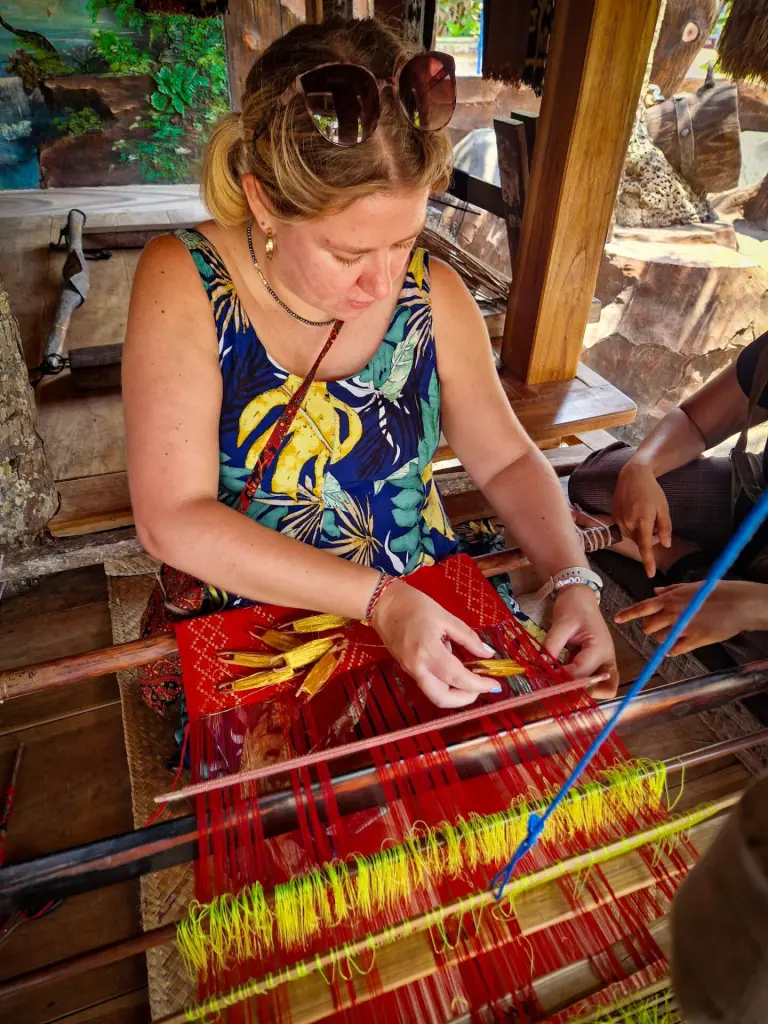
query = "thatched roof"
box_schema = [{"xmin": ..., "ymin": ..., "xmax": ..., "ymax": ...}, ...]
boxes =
[{"xmin": 718, "ymin": 0, "xmax": 768, "ymax": 86}]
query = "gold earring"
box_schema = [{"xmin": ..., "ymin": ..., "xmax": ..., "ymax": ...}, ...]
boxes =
[{"xmin": 265, "ymin": 228, "xmax": 276, "ymax": 260}]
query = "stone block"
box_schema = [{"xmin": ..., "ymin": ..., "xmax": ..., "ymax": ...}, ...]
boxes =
[{"xmin": 583, "ymin": 229, "xmax": 768, "ymax": 444}]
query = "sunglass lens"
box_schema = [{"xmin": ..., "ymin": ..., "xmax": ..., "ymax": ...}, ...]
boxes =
[
  {"xmin": 299, "ymin": 65, "xmax": 379, "ymax": 147},
  {"xmin": 398, "ymin": 52, "xmax": 456, "ymax": 132}
]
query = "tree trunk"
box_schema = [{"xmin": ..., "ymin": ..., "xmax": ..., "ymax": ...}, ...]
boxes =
[
  {"xmin": 0, "ymin": 278, "xmax": 59, "ymax": 565},
  {"xmin": 745, "ymin": 171, "xmax": 768, "ymax": 231}
]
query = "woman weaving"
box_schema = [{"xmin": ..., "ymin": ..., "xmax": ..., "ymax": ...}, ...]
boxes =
[{"xmin": 124, "ymin": 18, "xmax": 617, "ymax": 718}]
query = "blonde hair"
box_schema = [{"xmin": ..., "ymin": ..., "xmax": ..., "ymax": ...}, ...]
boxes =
[{"xmin": 201, "ymin": 17, "xmax": 453, "ymax": 227}]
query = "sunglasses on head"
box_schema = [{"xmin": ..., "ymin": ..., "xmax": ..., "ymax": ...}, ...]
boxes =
[{"xmin": 277, "ymin": 51, "xmax": 456, "ymax": 148}]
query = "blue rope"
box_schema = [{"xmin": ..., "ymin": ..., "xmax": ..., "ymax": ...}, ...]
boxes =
[{"xmin": 490, "ymin": 486, "xmax": 768, "ymax": 901}]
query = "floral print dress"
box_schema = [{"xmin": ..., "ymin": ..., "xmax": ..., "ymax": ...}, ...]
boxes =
[
  {"xmin": 145, "ymin": 230, "xmax": 541, "ymax": 727},
  {"xmin": 181, "ymin": 228, "xmax": 459, "ymax": 602}
]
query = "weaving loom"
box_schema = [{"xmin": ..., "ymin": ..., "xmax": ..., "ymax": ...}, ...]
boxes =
[
  {"xmin": 2, "ymin": 535, "xmax": 768, "ymax": 1023},
  {"xmin": 138, "ymin": 553, "xmax": 720, "ymax": 1023}
]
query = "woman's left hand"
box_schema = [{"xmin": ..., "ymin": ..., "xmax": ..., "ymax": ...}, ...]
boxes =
[
  {"xmin": 614, "ymin": 580, "xmax": 767, "ymax": 656},
  {"xmin": 543, "ymin": 585, "xmax": 619, "ymax": 698}
]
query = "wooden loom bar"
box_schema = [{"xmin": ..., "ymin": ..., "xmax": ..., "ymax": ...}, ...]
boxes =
[
  {"xmin": 502, "ymin": 0, "xmax": 662, "ymax": 384},
  {"xmin": 154, "ymin": 802, "xmax": 735, "ymax": 1024},
  {"xmin": 0, "ymin": 527, "xmax": 622, "ymax": 702},
  {"xmin": 0, "ymin": 728, "xmax": 761, "ymax": 1002},
  {"xmin": 2, "ymin": 662, "xmax": 767, "ymax": 913},
  {"xmin": 154, "ymin": 673, "xmax": 611, "ymax": 804}
]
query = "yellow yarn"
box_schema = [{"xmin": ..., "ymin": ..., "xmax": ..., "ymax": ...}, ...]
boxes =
[
  {"xmin": 181, "ymin": 797, "xmax": 709, "ymax": 1021},
  {"xmin": 569, "ymin": 988, "xmax": 676, "ymax": 1023},
  {"xmin": 177, "ymin": 758, "xmax": 678, "ymax": 982}
]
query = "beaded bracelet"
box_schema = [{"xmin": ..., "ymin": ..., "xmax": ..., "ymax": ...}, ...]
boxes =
[{"xmin": 362, "ymin": 572, "xmax": 397, "ymax": 627}]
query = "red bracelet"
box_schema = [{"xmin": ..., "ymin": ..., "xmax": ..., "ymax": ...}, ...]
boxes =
[{"xmin": 362, "ymin": 572, "xmax": 397, "ymax": 627}]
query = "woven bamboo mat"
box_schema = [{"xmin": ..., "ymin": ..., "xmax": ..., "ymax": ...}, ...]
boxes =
[{"xmin": 106, "ymin": 559, "xmax": 196, "ymax": 1020}]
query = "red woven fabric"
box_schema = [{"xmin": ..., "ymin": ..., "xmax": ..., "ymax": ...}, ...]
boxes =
[{"xmin": 175, "ymin": 554, "xmax": 509, "ymax": 721}]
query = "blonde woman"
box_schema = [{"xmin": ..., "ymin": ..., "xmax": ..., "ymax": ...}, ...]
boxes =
[{"xmin": 124, "ymin": 18, "xmax": 617, "ymax": 718}]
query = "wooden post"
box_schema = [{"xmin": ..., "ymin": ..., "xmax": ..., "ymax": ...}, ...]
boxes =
[
  {"xmin": 320, "ymin": 0, "xmax": 374, "ymax": 15},
  {"xmin": 224, "ymin": 1, "xmax": 302, "ymax": 111},
  {"xmin": 493, "ymin": 116, "xmax": 529, "ymax": 274},
  {"xmin": 501, "ymin": 0, "xmax": 663, "ymax": 385},
  {"xmin": 0, "ymin": 277, "xmax": 59, "ymax": 571}
]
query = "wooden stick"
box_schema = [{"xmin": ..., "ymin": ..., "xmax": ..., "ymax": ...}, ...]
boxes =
[
  {"xmin": 155, "ymin": 799, "xmax": 736, "ymax": 1024},
  {"xmin": 155, "ymin": 674, "xmax": 610, "ymax": 804},
  {"xmin": 0, "ymin": 633, "xmax": 178, "ymax": 702},
  {"xmin": 0, "ymin": 525, "xmax": 622, "ymax": 702}
]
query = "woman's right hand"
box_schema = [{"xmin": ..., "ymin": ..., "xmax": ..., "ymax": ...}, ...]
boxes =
[
  {"xmin": 371, "ymin": 581, "xmax": 500, "ymax": 708},
  {"xmin": 612, "ymin": 458, "xmax": 672, "ymax": 578}
]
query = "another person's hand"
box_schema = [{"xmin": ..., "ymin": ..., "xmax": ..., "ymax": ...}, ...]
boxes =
[
  {"xmin": 372, "ymin": 582, "xmax": 501, "ymax": 708},
  {"xmin": 542, "ymin": 585, "xmax": 619, "ymax": 698},
  {"xmin": 614, "ymin": 580, "xmax": 766, "ymax": 656},
  {"xmin": 612, "ymin": 458, "xmax": 672, "ymax": 577}
]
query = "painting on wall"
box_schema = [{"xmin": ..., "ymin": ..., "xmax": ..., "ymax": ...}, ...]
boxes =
[{"xmin": 0, "ymin": 0, "xmax": 228, "ymax": 189}]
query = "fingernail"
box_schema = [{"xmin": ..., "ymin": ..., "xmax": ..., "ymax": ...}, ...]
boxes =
[
  {"xmin": 490, "ymin": 685, "xmax": 502, "ymax": 694},
  {"xmin": 481, "ymin": 643, "xmax": 495, "ymax": 656}
]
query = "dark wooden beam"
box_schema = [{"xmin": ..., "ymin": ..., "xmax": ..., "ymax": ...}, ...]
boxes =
[
  {"xmin": 446, "ymin": 167, "xmax": 506, "ymax": 219},
  {"xmin": 69, "ymin": 343, "xmax": 123, "ymax": 391},
  {"xmin": 510, "ymin": 108, "xmax": 538, "ymax": 163},
  {"xmin": 501, "ymin": 0, "xmax": 663, "ymax": 384},
  {"xmin": 493, "ymin": 116, "xmax": 529, "ymax": 273}
]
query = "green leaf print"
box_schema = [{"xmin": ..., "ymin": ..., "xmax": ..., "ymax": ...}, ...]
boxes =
[
  {"xmin": 219, "ymin": 453, "xmax": 250, "ymax": 494},
  {"xmin": 390, "ymin": 524, "xmax": 421, "ymax": 553},
  {"xmin": 356, "ymin": 337, "xmax": 394, "ymax": 389},
  {"xmin": 417, "ymin": 369, "xmax": 441, "ymax": 472},
  {"xmin": 322, "ymin": 508, "xmax": 341, "ymax": 538},
  {"xmin": 249, "ymin": 503, "xmax": 287, "ymax": 531},
  {"xmin": 191, "ymin": 250, "xmax": 214, "ymax": 280},
  {"xmin": 379, "ymin": 325, "xmax": 418, "ymax": 403},
  {"xmin": 391, "ymin": 487, "xmax": 423, "ymax": 512},
  {"xmin": 392, "ymin": 506, "xmax": 419, "ymax": 529},
  {"xmin": 322, "ymin": 472, "xmax": 350, "ymax": 511}
]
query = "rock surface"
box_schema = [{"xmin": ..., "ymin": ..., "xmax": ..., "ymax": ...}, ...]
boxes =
[
  {"xmin": 0, "ymin": 278, "xmax": 58, "ymax": 555},
  {"xmin": 583, "ymin": 227, "xmax": 768, "ymax": 444},
  {"xmin": 38, "ymin": 74, "xmax": 153, "ymax": 189}
]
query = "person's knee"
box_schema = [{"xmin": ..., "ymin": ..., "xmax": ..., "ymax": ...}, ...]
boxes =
[{"xmin": 568, "ymin": 441, "xmax": 634, "ymax": 515}]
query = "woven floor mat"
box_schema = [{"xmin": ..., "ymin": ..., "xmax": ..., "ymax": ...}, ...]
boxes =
[{"xmin": 107, "ymin": 568, "xmax": 195, "ymax": 1020}]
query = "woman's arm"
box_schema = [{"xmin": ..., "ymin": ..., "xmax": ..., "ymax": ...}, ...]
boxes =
[
  {"xmin": 431, "ymin": 260, "xmax": 618, "ymax": 693},
  {"xmin": 630, "ymin": 364, "xmax": 754, "ymax": 478},
  {"xmin": 123, "ymin": 235, "xmax": 495, "ymax": 707},
  {"xmin": 610, "ymin": 359, "xmax": 759, "ymax": 576}
]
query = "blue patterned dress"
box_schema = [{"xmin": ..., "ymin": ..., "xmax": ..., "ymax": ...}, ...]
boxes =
[
  {"xmin": 143, "ymin": 230, "xmax": 540, "ymax": 728},
  {"xmin": 179, "ymin": 228, "xmax": 460, "ymax": 606}
]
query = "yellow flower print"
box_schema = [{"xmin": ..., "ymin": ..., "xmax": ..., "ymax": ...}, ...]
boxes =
[
  {"xmin": 238, "ymin": 380, "xmax": 362, "ymax": 500},
  {"xmin": 420, "ymin": 463, "xmax": 454, "ymax": 538},
  {"xmin": 408, "ymin": 248, "xmax": 427, "ymax": 293}
]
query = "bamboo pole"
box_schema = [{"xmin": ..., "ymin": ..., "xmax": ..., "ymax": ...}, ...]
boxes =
[{"xmin": 155, "ymin": 798, "xmax": 736, "ymax": 1024}]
